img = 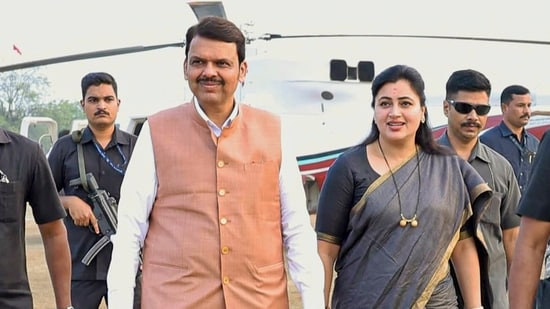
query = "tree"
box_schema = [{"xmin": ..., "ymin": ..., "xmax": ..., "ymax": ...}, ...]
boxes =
[
  {"xmin": 0, "ymin": 69, "xmax": 49, "ymax": 131},
  {"xmin": 0, "ymin": 69, "xmax": 85, "ymax": 136},
  {"xmin": 29, "ymin": 99, "xmax": 85, "ymax": 132}
]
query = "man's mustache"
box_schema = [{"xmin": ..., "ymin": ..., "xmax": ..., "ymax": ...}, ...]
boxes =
[
  {"xmin": 461, "ymin": 121, "xmax": 482, "ymax": 128},
  {"xmin": 198, "ymin": 77, "xmax": 225, "ymax": 85},
  {"xmin": 94, "ymin": 110, "xmax": 110, "ymax": 116}
]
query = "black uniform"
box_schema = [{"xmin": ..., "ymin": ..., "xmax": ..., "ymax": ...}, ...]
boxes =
[
  {"xmin": 0, "ymin": 128, "xmax": 66, "ymax": 308},
  {"xmin": 48, "ymin": 126, "xmax": 137, "ymax": 308}
]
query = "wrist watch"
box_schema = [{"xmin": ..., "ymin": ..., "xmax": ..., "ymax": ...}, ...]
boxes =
[{"xmin": 63, "ymin": 306, "xmax": 74, "ymax": 309}]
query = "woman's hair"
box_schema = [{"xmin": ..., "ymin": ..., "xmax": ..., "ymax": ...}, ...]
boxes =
[{"xmin": 361, "ymin": 64, "xmax": 450, "ymax": 155}]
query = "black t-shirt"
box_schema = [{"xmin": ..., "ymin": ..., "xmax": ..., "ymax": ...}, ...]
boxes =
[
  {"xmin": 0, "ymin": 128, "xmax": 66, "ymax": 308},
  {"xmin": 48, "ymin": 126, "xmax": 137, "ymax": 280},
  {"xmin": 518, "ymin": 130, "xmax": 550, "ymax": 221}
]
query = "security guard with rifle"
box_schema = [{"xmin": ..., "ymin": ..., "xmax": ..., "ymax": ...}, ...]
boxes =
[{"xmin": 48, "ymin": 72, "xmax": 139, "ymax": 309}]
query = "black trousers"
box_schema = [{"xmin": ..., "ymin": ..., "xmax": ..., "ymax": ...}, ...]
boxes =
[
  {"xmin": 71, "ymin": 280, "xmax": 107, "ymax": 309},
  {"xmin": 71, "ymin": 271, "xmax": 141, "ymax": 309},
  {"xmin": 535, "ymin": 278, "xmax": 550, "ymax": 309}
]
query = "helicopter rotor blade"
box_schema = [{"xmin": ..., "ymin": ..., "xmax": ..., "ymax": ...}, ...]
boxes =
[
  {"xmin": 0, "ymin": 41, "xmax": 185, "ymax": 73},
  {"xmin": 257, "ymin": 33, "xmax": 550, "ymax": 46},
  {"xmin": 3, "ymin": 33, "xmax": 549, "ymax": 73}
]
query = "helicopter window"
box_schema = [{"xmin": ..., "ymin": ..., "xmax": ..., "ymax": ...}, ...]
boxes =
[
  {"xmin": 358, "ymin": 61, "xmax": 375, "ymax": 82},
  {"xmin": 330, "ymin": 59, "xmax": 375, "ymax": 82},
  {"xmin": 330, "ymin": 59, "xmax": 348, "ymax": 81}
]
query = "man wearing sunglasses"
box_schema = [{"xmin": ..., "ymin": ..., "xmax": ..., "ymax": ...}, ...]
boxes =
[{"xmin": 437, "ymin": 69, "xmax": 521, "ymax": 309}]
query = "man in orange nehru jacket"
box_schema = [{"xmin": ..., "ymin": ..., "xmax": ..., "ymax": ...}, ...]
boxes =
[{"xmin": 107, "ymin": 16, "xmax": 325, "ymax": 308}]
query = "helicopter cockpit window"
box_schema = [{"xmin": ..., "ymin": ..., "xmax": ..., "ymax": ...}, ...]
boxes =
[
  {"xmin": 358, "ymin": 61, "xmax": 375, "ymax": 82},
  {"xmin": 330, "ymin": 59, "xmax": 348, "ymax": 81},
  {"xmin": 330, "ymin": 59, "xmax": 375, "ymax": 82}
]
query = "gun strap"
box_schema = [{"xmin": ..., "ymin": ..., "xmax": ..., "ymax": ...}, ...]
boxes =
[
  {"xmin": 72, "ymin": 129, "xmax": 89, "ymax": 192},
  {"xmin": 77, "ymin": 143, "xmax": 89, "ymax": 192}
]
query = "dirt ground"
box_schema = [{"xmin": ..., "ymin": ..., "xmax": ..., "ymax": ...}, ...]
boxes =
[{"xmin": 25, "ymin": 212, "xmax": 314, "ymax": 308}]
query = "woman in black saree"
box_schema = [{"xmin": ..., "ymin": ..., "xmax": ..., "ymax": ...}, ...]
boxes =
[{"xmin": 316, "ymin": 64, "xmax": 491, "ymax": 309}]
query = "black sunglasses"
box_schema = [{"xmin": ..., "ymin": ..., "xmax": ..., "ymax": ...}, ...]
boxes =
[{"xmin": 448, "ymin": 100, "xmax": 491, "ymax": 116}]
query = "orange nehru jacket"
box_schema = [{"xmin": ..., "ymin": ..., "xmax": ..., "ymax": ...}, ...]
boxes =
[{"xmin": 143, "ymin": 102, "xmax": 288, "ymax": 308}]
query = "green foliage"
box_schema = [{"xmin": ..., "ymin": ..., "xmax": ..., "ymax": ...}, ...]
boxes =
[
  {"xmin": 0, "ymin": 70, "xmax": 84, "ymax": 134},
  {"xmin": 28, "ymin": 100, "xmax": 85, "ymax": 133},
  {"xmin": 0, "ymin": 69, "xmax": 49, "ymax": 131}
]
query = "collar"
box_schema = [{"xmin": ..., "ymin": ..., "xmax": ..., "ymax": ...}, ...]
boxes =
[
  {"xmin": 497, "ymin": 120, "xmax": 529, "ymax": 140},
  {"xmin": 497, "ymin": 121, "xmax": 515, "ymax": 138},
  {"xmin": 80, "ymin": 126, "xmax": 132, "ymax": 148},
  {"xmin": 193, "ymin": 97, "xmax": 239, "ymax": 136},
  {"xmin": 438, "ymin": 131, "xmax": 491, "ymax": 164},
  {"xmin": 0, "ymin": 128, "xmax": 10, "ymax": 144}
]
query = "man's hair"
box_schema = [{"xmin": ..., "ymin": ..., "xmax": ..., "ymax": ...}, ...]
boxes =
[
  {"xmin": 185, "ymin": 16, "xmax": 246, "ymax": 63},
  {"xmin": 81, "ymin": 72, "xmax": 118, "ymax": 99},
  {"xmin": 500, "ymin": 85, "xmax": 530, "ymax": 105},
  {"xmin": 445, "ymin": 69, "xmax": 491, "ymax": 100}
]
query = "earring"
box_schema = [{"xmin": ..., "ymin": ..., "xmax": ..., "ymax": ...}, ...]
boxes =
[{"xmin": 421, "ymin": 116, "xmax": 425, "ymax": 124}]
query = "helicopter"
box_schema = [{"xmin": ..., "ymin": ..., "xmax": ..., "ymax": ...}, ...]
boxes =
[{"xmin": 3, "ymin": 0, "xmax": 550, "ymax": 213}]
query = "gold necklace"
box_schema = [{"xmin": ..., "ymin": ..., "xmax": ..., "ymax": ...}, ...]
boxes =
[{"xmin": 377, "ymin": 139, "xmax": 421, "ymax": 228}]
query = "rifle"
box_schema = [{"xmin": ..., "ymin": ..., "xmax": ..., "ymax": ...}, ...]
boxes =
[{"xmin": 69, "ymin": 172, "xmax": 118, "ymax": 266}]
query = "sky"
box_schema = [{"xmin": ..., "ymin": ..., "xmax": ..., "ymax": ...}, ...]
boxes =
[{"xmin": 2, "ymin": 0, "xmax": 550, "ymax": 128}]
